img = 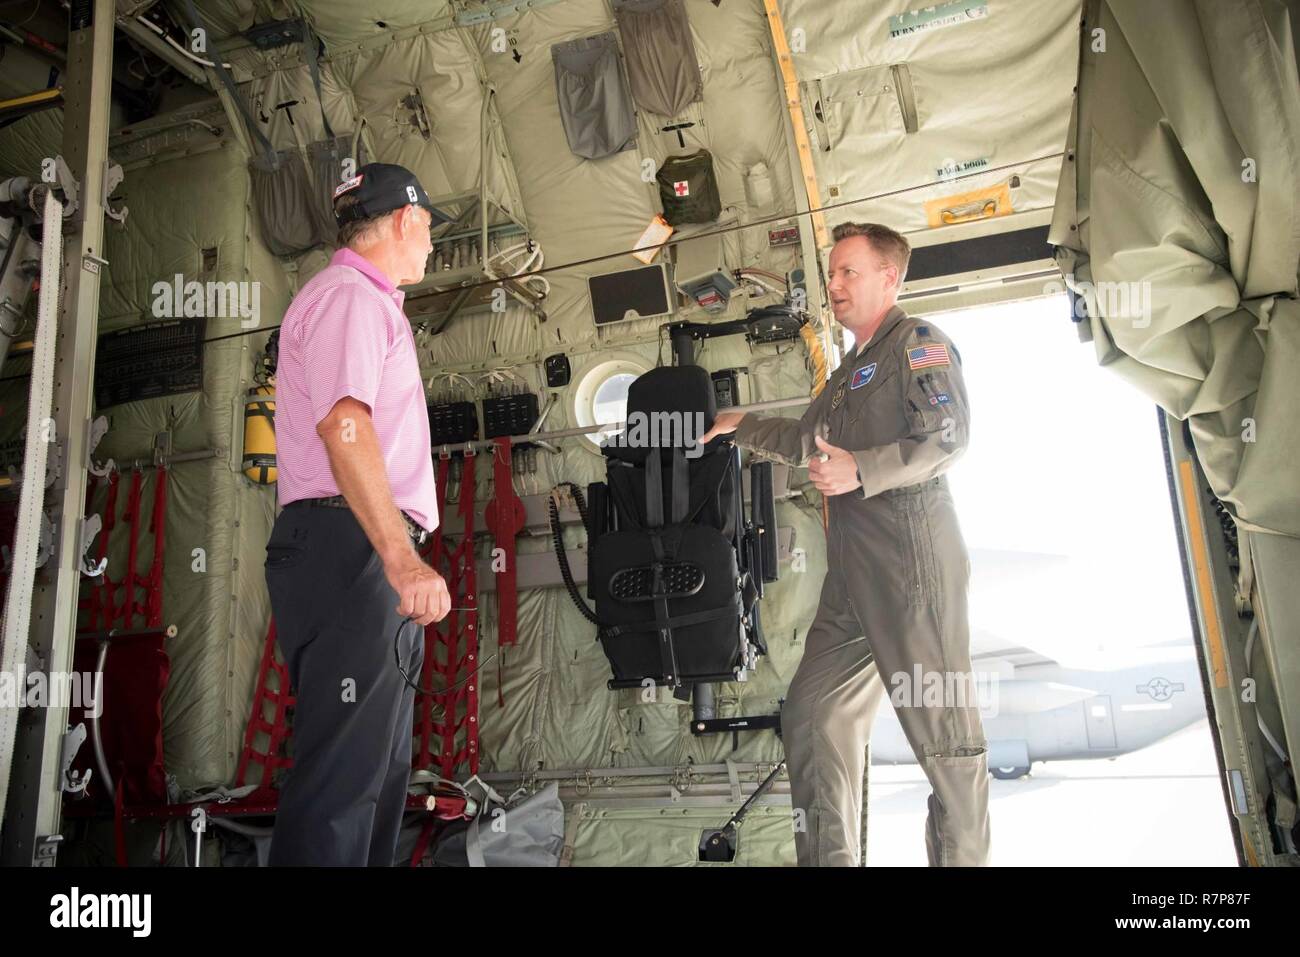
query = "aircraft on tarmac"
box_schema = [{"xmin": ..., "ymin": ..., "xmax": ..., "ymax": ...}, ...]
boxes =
[
  {"xmin": 870, "ymin": 638, "xmax": 1208, "ymax": 779},
  {"xmin": 871, "ymin": 546, "xmax": 1213, "ymax": 779}
]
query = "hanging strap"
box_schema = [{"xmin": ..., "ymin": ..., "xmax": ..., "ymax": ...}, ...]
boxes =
[
  {"xmin": 350, "ymin": 115, "xmax": 368, "ymax": 166},
  {"xmin": 178, "ymin": 0, "xmax": 276, "ymax": 165},
  {"xmin": 413, "ymin": 458, "xmax": 450, "ymax": 775},
  {"xmin": 559, "ymin": 802, "xmax": 585, "ymax": 866},
  {"xmin": 417, "ymin": 455, "xmax": 482, "ymax": 779},
  {"xmin": 410, "ymin": 816, "xmax": 439, "ymax": 867},
  {"xmin": 124, "ymin": 470, "xmax": 143, "ymax": 628},
  {"xmin": 599, "ymin": 602, "xmax": 739, "ymax": 639},
  {"xmin": 145, "ymin": 467, "xmax": 167, "ymax": 628},
  {"xmin": 670, "ymin": 447, "xmax": 689, "ymax": 524},
  {"xmin": 641, "ymin": 444, "xmax": 715, "ymax": 531},
  {"xmin": 646, "ymin": 448, "xmax": 664, "ymax": 528},
  {"xmin": 301, "ymin": 23, "xmax": 336, "ymax": 141},
  {"xmin": 458, "ymin": 455, "xmax": 480, "ymax": 772},
  {"xmin": 611, "ymin": 449, "xmax": 733, "ymax": 538},
  {"xmin": 484, "ymin": 438, "xmax": 526, "ymax": 648}
]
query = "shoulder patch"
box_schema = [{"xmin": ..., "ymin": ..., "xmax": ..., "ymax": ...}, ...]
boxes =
[
  {"xmin": 917, "ymin": 325, "xmax": 930, "ymax": 337},
  {"xmin": 908, "ymin": 343, "xmax": 950, "ymax": 370}
]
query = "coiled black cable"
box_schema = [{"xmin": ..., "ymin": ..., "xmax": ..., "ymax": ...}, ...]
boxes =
[
  {"xmin": 1208, "ymin": 494, "xmax": 1240, "ymax": 567},
  {"xmin": 548, "ymin": 482, "xmax": 606, "ymax": 627},
  {"xmin": 393, "ymin": 616, "xmax": 496, "ymax": 708}
]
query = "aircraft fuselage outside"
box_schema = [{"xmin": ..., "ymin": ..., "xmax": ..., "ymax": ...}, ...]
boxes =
[{"xmin": 870, "ymin": 650, "xmax": 1207, "ymax": 775}]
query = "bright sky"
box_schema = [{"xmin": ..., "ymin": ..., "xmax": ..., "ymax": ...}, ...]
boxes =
[{"xmin": 917, "ymin": 294, "xmax": 1195, "ymax": 667}]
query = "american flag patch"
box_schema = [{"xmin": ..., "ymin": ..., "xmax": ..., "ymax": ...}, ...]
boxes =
[{"xmin": 908, "ymin": 343, "xmax": 950, "ymax": 370}]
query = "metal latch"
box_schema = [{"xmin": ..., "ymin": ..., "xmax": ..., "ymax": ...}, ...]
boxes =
[
  {"xmin": 60, "ymin": 723, "xmax": 92, "ymax": 795},
  {"xmin": 79, "ymin": 513, "xmax": 107, "ymax": 578},
  {"xmin": 34, "ymin": 834, "xmax": 63, "ymax": 867}
]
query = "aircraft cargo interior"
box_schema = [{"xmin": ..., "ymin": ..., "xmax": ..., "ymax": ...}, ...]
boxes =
[{"xmin": 0, "ymin": 0, "xmax": 1296, "ymax": 879}]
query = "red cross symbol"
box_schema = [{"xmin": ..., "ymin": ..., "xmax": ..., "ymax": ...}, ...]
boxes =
[{"xmin": 673, "ymin": 180, "xmax": 689, "ymax": 197}]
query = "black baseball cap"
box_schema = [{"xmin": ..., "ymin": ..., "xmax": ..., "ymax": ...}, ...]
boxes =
[{"xmin": 332, "ymin": 162, "xmax": 447, "ymax": 226}]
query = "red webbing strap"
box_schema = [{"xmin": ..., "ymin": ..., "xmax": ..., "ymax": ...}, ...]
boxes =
[
  {"xmin": 415, "ymin": 453, "xmax": 481, "ymax": 778},
  {"xmin": 124, "ymin": 470, "xmax": 143, "ymax": 628},
  {"xmin": 413, "ymin": 459, "xmax": 452, "ymax": 774},
  {"xmin": 79, "ymin": 469, "xmax": 168, "ymax": 635},
  {"xmin": 458, "ymin": 456, "xmax": 480, "ymax": 773},
  {"xmin": 483, "ymin": 438, "xmax": 524, "ymax": 649},
  {"xmin": 145, "ymin": 467, "xmax": 167, "ymax": 627},
  {"xmin": 410, "ymin": 817, "xmax": 438, "ymax": 867},
  {"xmin": 66, "ymin": 470, "xmax": 174, "ymax": 852},
  {"xmin": 234, "ymin": 619, "xmax": 295, "ymax": 788}
]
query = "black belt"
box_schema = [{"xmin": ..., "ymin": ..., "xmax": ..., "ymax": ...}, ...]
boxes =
[{"xmin": 289, "ymin": 496, "xmax": 429, "ymax": 546}]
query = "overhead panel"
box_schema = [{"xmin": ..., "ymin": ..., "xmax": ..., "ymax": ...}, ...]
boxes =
[{"xmin": 780, "ymin": 0, "xmax": 1080, "ymax": 237}]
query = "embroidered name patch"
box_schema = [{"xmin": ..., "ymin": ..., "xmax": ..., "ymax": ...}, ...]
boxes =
[
  {"xmin": 908, "ymin": 344, "xmax": 950, "ymax": 370},
  {"xmin": 851, "ymin": 363, "xmax": 877, "ymax": 390}
]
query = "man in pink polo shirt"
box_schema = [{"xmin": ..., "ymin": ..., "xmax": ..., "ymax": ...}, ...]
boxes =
[{"xmin": 264, "ymin": 163, "xmax": 450, "ymax": 866}]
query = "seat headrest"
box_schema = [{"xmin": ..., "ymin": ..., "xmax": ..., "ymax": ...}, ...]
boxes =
[{"xmin": 603, "ymin": 366, "xmax": 718, "ymax": 463}]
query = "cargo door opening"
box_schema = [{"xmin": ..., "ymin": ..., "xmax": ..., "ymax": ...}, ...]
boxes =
[{"xmin": 862, "ymin": 293, "xmax": 1237, "ymax": 866}]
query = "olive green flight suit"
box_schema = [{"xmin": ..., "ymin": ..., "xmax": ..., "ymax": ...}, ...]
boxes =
[{"xmin": 735, "ymin": 305, "xmax": 991, "ymax": 867}]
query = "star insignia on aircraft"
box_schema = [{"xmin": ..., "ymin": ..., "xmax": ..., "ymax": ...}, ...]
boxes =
[{"xmin": 1137, "ymin": 677, "xmax": 1185, "ymax": 702}]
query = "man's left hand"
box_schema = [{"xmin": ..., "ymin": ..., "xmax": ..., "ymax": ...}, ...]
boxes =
[{"xmin": 809, "ymin": 436, "xmax": 862, "ymax": 496}]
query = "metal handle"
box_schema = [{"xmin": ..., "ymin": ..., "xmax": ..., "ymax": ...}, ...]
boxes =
[{"xmin": 941, "ymin": 198, "xmax": 999, "ymax": 225}]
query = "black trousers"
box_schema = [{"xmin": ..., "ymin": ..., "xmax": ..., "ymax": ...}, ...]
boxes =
[{"xmin": 263, "ymin": 504, "xmax": 424, "ymax": 866}]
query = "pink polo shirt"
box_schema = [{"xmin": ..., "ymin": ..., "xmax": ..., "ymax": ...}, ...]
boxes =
[{"xmin": 274, "ymin": 248, "xmax": 437, "ymax": 532}]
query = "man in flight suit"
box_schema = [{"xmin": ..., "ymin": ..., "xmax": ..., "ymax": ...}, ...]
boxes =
[{"xmin": 701, "ymin": 222, "xmax": 991, "ymax": 866}]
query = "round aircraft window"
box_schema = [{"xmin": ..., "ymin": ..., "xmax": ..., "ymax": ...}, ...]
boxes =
[{"xmin": 574, "ymin": 357, "xmax": 649, "ymax": 448}]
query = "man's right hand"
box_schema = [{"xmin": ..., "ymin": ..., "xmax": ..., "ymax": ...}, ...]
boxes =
[
  {"xmin": 698, "ymin": 410, "xmax": 745, "ymax": 446},
  {"xmin": 384, "ymin": 551, "xmax": 451, "ymax": 625}
]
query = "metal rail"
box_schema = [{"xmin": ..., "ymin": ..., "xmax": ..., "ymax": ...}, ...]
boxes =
[{"xmin": 431, "ymin": 394, "xmax": 812, "ymax": 458}]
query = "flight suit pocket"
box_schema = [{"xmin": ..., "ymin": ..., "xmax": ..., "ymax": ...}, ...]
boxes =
[
  {"xmin": 893, "ymin": 491, "xmax": 938, "ymax": 607},
  {"xmin": 923, "ymin": 745, "xmax": 987, "ymax": 762},
  {"xmin": 906, "ymin": 369, "xmax": 959, "ymax": 436},
  {"xmin": 846, "ymin": 367, "xmax": 895, "ymax": 413},
  {"xmin": 841, "ymin": 368, "xmax": 898, "ymax": 448}
]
